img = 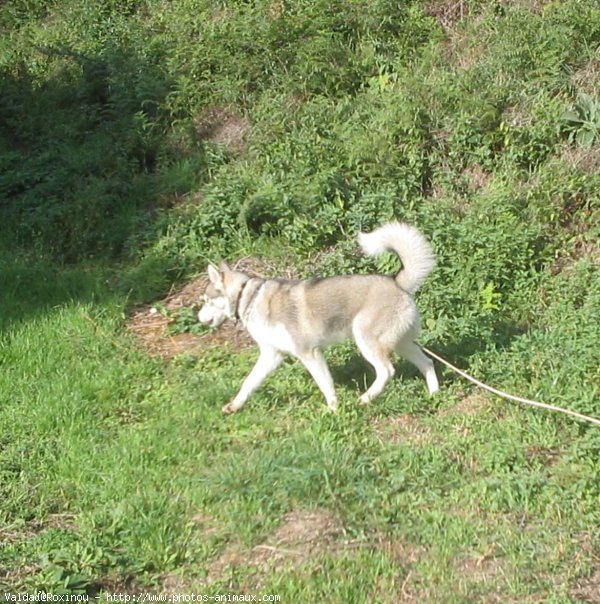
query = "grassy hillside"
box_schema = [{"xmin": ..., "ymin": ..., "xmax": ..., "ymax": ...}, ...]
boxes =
[{"xmin": 1, "ymin": 0, "xmax": 599, "ymax": 600}]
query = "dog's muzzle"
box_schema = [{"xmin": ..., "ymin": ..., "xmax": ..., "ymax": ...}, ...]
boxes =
[{"xmin": 198, "ymin": 295, "xmax": 230, "ymax": 328}]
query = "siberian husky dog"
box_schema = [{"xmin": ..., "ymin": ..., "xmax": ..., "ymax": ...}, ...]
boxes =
[{"xmin": 198, "ymin": 222, "xmax": 439, "ymax": 414}]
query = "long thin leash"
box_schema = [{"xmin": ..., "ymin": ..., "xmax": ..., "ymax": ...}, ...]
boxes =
[{"xmin": 422, "ymin": 347, "xmax": 600, "ymax": 427}]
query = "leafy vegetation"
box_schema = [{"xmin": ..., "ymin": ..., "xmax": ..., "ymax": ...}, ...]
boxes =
[
  {"xmin": 562, "ymin": 93, "xmax": 600, "ymax": 148},
  {"xmin": 1, "ymin": 0, "xmax": 599, "ymax": 600}
]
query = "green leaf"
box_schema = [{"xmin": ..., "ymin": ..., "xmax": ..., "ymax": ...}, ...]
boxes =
[
  {"xmin": 576, "ymin": 128, "xmax": 596, "ymax": 148},
  {"xmin": 561, "ymin": 110, "xmax": 581, "ymax": 125}
]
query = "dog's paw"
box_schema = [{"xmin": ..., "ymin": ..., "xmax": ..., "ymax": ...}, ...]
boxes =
[
  {"xmin": 222, "ymin": 402, "xmax": 239, "ymax": 414},
  {"xmin": 359, "ymin": 393, "xmax": 372, "ymax": 404},
  {"xmin": 427, "ymin": 383, "xmax": 440, "ymax": 396},
  {"xmin": 325, "ymin": 397, "xmax": 338, "ymax": 413}
]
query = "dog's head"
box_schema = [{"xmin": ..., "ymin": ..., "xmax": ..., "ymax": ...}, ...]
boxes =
[{"xmin": 198, "ymin": 262, "xmax": 248, "ymax": 327}]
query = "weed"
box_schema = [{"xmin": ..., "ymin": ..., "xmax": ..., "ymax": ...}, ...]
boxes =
[{"xmin": 562, "ymin": 92, "xmax": 600, "ymax": 148}]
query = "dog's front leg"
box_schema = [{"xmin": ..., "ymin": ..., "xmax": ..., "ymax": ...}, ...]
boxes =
[{"xmin": 223, "ymin": 347, "xmax": 284, "ymax": 414}]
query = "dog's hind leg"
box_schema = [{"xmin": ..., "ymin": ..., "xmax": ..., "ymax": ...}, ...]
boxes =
[
  {"xmin": 354, "ymin": 332, "xmax": 395, "ymax": 404},
  {"xmin": 223, "ymin": 347, "xmax": 284, "ymax": 414},
  {"xmin": 396, "ymin": 340, "xmax": 439, "ymax": 395},
  {"xmin": 297, "ymin": 348, "xmax": 338, "ymax": 412}
]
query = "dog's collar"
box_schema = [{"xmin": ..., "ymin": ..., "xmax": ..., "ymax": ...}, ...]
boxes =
[
  {"xmin": 232, "ymin": 279, "xmax": 250, "ymax": 322},
  {"xmin": 233, "ymin": 278, "xmax": 264, "ymax": 322}
]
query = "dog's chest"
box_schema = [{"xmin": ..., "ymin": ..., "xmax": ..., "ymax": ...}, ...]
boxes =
[{"xmin": 245, "ymin": 316, "xmax": 297, "ymax": 354}]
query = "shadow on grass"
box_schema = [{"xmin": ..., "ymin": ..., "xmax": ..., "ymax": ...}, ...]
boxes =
[
  {"xmin": 329, "ymin": 319, "xmax": 527, "ymax": 401},
  {"xmin": 0, "ymin": 40, "xmax": 209, "ymax": 329},
  {"xmin": 0, "ymin": 248, "xmax": 173, "ymax": 332}
]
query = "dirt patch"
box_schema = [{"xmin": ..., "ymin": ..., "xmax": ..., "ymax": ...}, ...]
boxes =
[
  {"xmin": 560, "ymin": 143, "xmax": 600, "ymax": 174},
  {"xmin": 201, "ymin": 508, "xmax": 346, "ymax": 585},
  {"xmin": 157, "ymin": 515, "xmax": 436, "ymax": 596},
  {"xmin": 462, "ymin": 164, "xmax": 490, "ymax": 189},
  {"xmin": 369, "ymin": 537, "xmax": 429, "ymax": 603},
  {"xmin": 441, "ymin": 392, "xmax": 493, "ymax": 418},
  {"xmin": 127, "ymin": 275, "xmax": 251, "ymax": 359},
  {"xmin": 460, "ymin": 163, "xmax": 493, "ymax": 195},
  {"xmin": 199, "ymin": 511, "xmax": 436, "ymax": 596},
  {"xmin": 372, "ymin": 413, "xmax": 435, "ymax": 445},
  {"xmin": 0, "ymin": 564, "xmax": 39, "ymax": 589},
  {"xmin": 456, "ymin": 550, "xmax": 504, "ymax": 583},
  {"xmin": 569, "ymin": 534, "xmax": 600, "ymax": 604},
  {"xmin": 43, "ymin": 512, "xmax": 78, "ymax": 532},
  {"xmin": 431, "ymin": 2, "xmax": 486, "ymax": 72},
  {"xmin": 426, "ymin": 0, "xmax": 470, "ymax": 33},
  {"xmin": 571, "ymin": 54, "xmax": 600, "ymax": 97},
  {"xmin": 549, "ymin": 221, "xmax": 600, "ymax": 275},
  {"xmin": 268, "ymin": 0, "xmax": 285, "ymax": 20},
  {"xmin": 195, "ymin": 107, "xmax": 250, "ymax": 154},
  {"xmin": 503, "ymin": 103, "xmax": 534, "ymax": 129},
  {"xmin": 160, "ymin": 572, "xmax": 201, "ymax": 596},
  {"xmin": 208, "ymin": 6, "xmax": 236, "ymax": 24},
  {"xmin": 453, "ymin": 549, "xmax": 511, "ymax": 603},
  {"xmin": 550, "ymin": 235, "xmax": 600, "ymax": 276},
  {"xmin": 571, "ymin": 570, "xmax": 600, "ymax": 604},
  {"xmin": 249, "ymin": 509, "xmax": 344, "ymax": 564},
  {"xmin": 88, "ymin": 575, "xmax": 143, "ymax": 596},
  {"xmin": 524, "ymin": 445, "xmax": 561, "ymax": 466},
  {"xmin": 0, "ymin": 513, "xmax": 78, "ymax": 544},
  {"xmin": 429, "ymin": 0, "xmax": 549, "ymax": 32},
  {"xmin": 126, "ymin": 277, "xmax": 252, "ymax": 360},
  {"xmin": 126, "ymin": 258, "xmax": 300, "ymax": 360},
  {"xmin": 379, "ymin": 537, "xmax": 427, "ymax": 567}
]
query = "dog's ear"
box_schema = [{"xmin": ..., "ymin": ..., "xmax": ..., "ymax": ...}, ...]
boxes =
[{"xmin": 207, "ymin": 263, "xmax": 224, "ymax": 288}]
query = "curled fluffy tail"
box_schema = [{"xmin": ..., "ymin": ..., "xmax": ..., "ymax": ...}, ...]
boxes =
[{"xmin": 358, "ymin": 222, "xmax": 435, "ymax": 294}]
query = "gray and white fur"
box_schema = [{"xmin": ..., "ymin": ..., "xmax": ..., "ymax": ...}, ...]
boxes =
[{"xmin": 198, "ymin": 222, "xmax": 439, "ymax": 414}]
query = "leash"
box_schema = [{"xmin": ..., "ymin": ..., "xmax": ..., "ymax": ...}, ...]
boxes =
[{"xmin": 422, "ymin": 347, "xmax": 600, "ymax": 427}]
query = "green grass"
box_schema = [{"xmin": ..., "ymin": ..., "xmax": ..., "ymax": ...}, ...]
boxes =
[
  {"xmin": 1, "ymin": 0, "xmax": 600, "ymax": 600},
  {"xmin": 1, "ymin": 250, "xmax": 598, "ymax": 599}
]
